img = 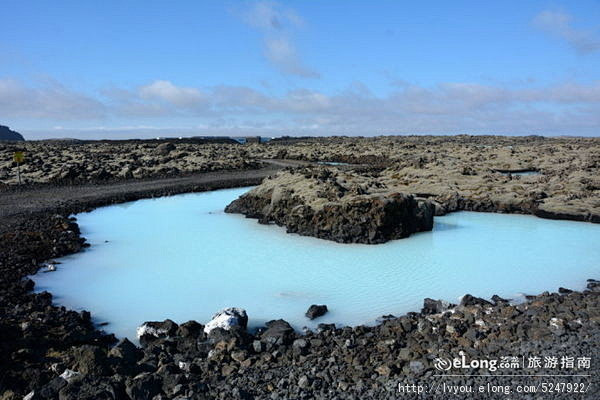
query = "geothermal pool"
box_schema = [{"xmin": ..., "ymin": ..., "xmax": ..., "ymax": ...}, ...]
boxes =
[
  {"xmin": 33, "ymin": 187, "xmax": 600, "ymax": 340},
  {"xmin": 498, "ymin": 170, "xmax": 541, "ymax": 176}
]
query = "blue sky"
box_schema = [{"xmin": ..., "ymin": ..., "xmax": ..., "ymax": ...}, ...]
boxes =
[{"xmin": 1, "ymin": 0, "xmax": 599, "ymax": 138}]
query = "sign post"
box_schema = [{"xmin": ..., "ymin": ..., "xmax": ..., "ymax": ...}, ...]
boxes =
[{"xmin": 13, "ymin": 151, "xmax": 24, "ymax": 185}]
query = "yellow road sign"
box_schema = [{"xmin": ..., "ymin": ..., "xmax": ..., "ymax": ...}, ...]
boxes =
[{"xmin": 13, "ymin": 151, "xmax": 24, "ymax": 163}]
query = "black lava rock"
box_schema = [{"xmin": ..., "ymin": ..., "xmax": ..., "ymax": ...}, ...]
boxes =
[
  {"xmin": 421, "ymin": 298, "xmax": 454, "ymax": 314},
  {"xmin": 260, "ymin": 319, "xmax": 295, "ymax": 345},
  {"xmin": 460, "ymin": 294, "xmax": 493, "ymax": 307},
  {"xmin": 305, "ymin": 304, "xmax": 328, "ymax": 320},
  {"xmin": 491, "ymin": 294, "xmax": 510, "ymax": 305}
]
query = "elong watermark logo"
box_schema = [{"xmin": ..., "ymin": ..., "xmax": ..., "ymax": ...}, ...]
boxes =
[
  {"xmin": 433, "ymin": 351, "xmax": 592, "ymax": 373},
  {"xmin": 434, "ymin": 352, "xmax": 500, "ymax": 372}
]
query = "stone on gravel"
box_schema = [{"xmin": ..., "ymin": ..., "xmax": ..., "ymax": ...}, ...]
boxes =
[
  {"xmin": 154, "ymin": 142, "xmax": 176, "ymax": 155},
  {"xmin": 260, "ymin": 319, "xmax": 295, "ymax": 345},
  {"xmin": 58, "ymin": 376, "xmax": 123, "ymax": 400},
  {"xmin": 459, "ymin": 294, "xmax": 493, "ymax": 307},
  {"xmin": 108, "ymin": 338, "xmax": 141, "ymax": 364},
  {"xmin": 137, "ymin": 319, "xmax": 179, "ymax": 346},
  {"xmin": 491, "ymin": 294, "xmax": 510, "ymax": 305},
  {"xmin": 176, "ymin": 320, "xmax": 204, "ymax": 338},
  {"xmin": 421, "ymin": 298, "xmax": 454, "ymax": 314},
  {"xmin": 71, "ymin": 345, "xmax": 110, "ymax": 376},
  {"xmin": 588, "ymin": 279, "xmax": 600, "ymax": 291},
  {"xmin": 136, "ymin": 319, "xmax": 178, "ymax": 339},
  {"xmin": 203, "ymin": 308, "xmax": 248, "ymax": 335},
  {"xmin": 125, "ymin": 372, "xmax": 162, "ymax": 400}
]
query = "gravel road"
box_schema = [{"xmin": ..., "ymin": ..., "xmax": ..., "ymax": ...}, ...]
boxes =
[{"xmin": 0, "ymin": 160, "xmax": 305, "ymax": 232}]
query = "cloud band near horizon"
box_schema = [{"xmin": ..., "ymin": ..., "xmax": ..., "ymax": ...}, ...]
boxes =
[{"xmin": 1, "ymin": 77, "xmax": 599, "ymax": 138}]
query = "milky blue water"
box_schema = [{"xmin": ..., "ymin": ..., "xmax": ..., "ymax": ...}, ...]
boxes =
[
  {"xmin": 499, "ymin": 170, "xmax": 541, "ymax": 176},
  {"xmin": 317, "ymin": 161, "xmax": 351, "ymax": 166},
  {"xmin": 32, "ymin": 187, "xmax": 600, "ymax": 340}
]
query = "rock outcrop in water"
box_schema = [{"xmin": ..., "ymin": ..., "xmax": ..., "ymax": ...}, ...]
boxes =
[
  {"xmin": 306, "ymin": 304, "xmax": 328, "ymax": 320},
  {"xmin": 225, "ymin": 167, "xmax": 435, "ymax": 244}
]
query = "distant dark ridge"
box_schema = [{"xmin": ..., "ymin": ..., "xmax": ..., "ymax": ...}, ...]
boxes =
[
  {"xmin": 36, "ymin": 137, "xmax": 239, "ymax": 145},
  {"xmin": 0, "ymin": 125, "xmax": 25, "ymax": 141}
]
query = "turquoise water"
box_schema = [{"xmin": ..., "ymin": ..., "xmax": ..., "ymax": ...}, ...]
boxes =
[
  {"xmin": 32, "ymin": 187, "xmax": 600, "ymax": 340},
  {"xmin": 499, "ymin": 170, "xmax": 540, "ymax": 176},
  {"xmin": 316, "ymin": 161, "xmax": 351, "ymax": 166}
]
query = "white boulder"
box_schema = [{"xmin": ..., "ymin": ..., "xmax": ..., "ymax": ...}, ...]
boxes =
[
  {"xmin": 136, "ymin": 319, "xmax": 178, "ymax": 339},
  {"xmin": 203, "ymin": 307, "xmax": 248, "ymax": 335}
]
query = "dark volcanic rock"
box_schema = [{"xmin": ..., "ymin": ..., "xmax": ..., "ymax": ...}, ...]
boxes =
[
  {"xmin": 460, "ymin": 294, "xmax": 493, "ymax": 307},
  {"xmin": 154, "ymin": 142, "xmax": 176, "ymax": 155},
  {"xmin": 71, "ymin": 345, "xmax": 110, "ymax": 376},
  {"xmin": 305, "ymin": 304, "xmax": 328, "ymax": 320},
  {"xmin": 136, "ymin": 319, "xmax": 178, "ymax": 346},
  {"xmin": 225, "ymin": 168, "xmax": 435, "ymax": 244},
  {"xmin": 588, "ymin": 279, "xmax": 600, "ymax": 291},
  {"xmin": 421, "ymin": 298, "xmax": 455, "ymax": 314},
  {"xmin": 207, "ymin": 325, "xmax": 252, "ymax": 348},
  {"xmin": 39, "ymin": 377, "xmax": 68, "ymax": 398},
  {"xmin": 260, "ymin": 319, "xmax": 295, "ymax": 345},
  {"xmin": 0, "ymin": 125, "xmax": 24, "ymax": 141},
  {"xmin": 176, "ymin": 320, "xmax": 204, "ymax": 338},
  {"xmin": 108, "ymin": 338, "xmax": 141, "ymax": 364},
  {"xmin": 58, "ymin": 375, "xmax": 124, "ymax": 400},
  {"xmin": 491, "ymin": 294, "xmax": 510, "ymax": 305},
  {"xmin": 125, "ymin": 373, "xmax": 162, "ymax": 400}
]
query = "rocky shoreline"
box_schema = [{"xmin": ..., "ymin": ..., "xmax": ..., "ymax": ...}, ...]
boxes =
[
  {"xmin": 1, "ymin": 136, "xmax": 599, "ymax": 399},
  {"xmin": 0, "ymin": 192, "xmax": 597, "ymax": 399}
]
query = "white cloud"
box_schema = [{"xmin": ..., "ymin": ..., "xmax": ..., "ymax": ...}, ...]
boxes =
[
  {"xmin": 533, "ymin": 10, "xmax": 600, "ymax": 54},
  {"xmin": 0, "ymin": 78, "xmax": 104, "ymax": 119},
  {"xmin": 264, "ymin": 37, "xmax": 320, "ymax": 78},
  {"xmin": 5, "ymin": 77, "xmax": 600, "ymax": 137},
  {"xmin": 102, "ymin": 80, "xmax": 210, "ymax": 117},
  {"xmin": 139, "ymin": 80, "xmax": 204, "ymax": 106},
  {"xmin": 243, "ymin": 1, "xmax": 319, "ymax": 78},
  {"xmin": 243, "ymin": 1, "xmax": 304, "ymax": 31},
  {"xmin": 211, "ymin": 85, "xmax": 271, "ymax": 109}
]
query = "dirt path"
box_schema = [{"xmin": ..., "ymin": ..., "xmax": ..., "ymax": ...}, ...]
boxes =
[{"xmin": 0, "ymin": 159, "xmax": 304, "ymax": 232}]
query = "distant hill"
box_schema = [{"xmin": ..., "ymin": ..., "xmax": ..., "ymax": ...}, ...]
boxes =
[{"xmin": 0, "ymin": 125, "xmax": 25, "ymax": 141}]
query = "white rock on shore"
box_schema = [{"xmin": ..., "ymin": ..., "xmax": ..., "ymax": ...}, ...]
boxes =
[
  {"xmin": 136, "ymin": 320, "xmax": 177, "ymax": 339},
  {"xmin": 203, "ymin": 307, "xmax": 248, "ymax": 335}
]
